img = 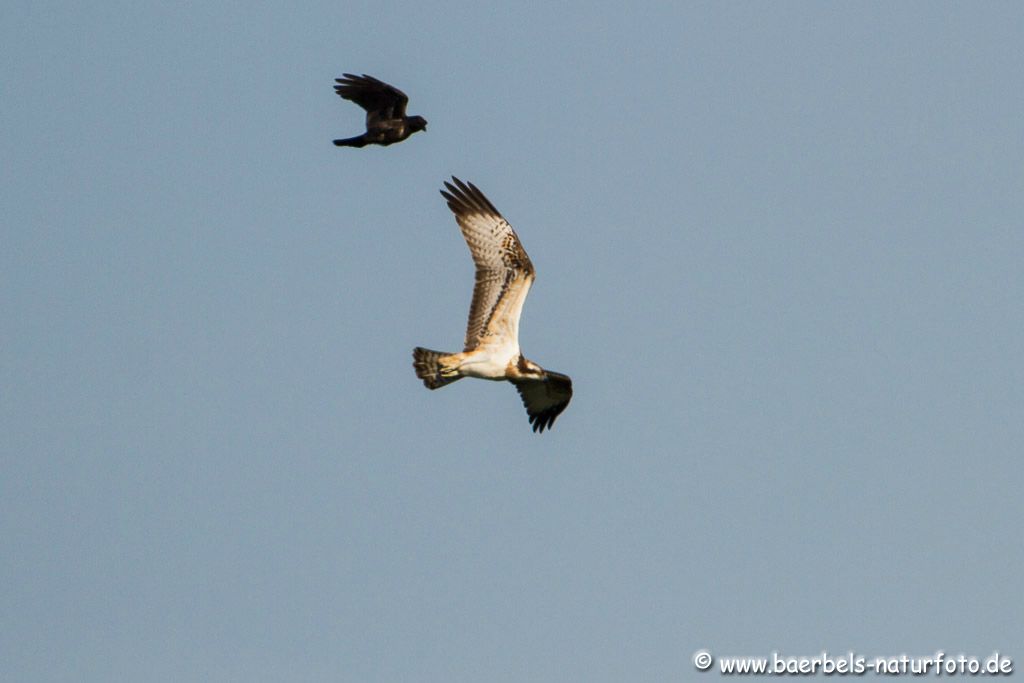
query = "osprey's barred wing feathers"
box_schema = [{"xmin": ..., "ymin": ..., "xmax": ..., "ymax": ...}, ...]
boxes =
[
  {"xmin": 334, "ymin": 73, "xmax": 409, "ymax": 123},
  {"xmin": 512, "ymin": 371, "xmax": 573, "ymax": 433},
  {"xmin": 414, "ymin": 178, "xmax": 572, "ymax": 433},
  {"xmin": 440, "ymin": 178, "xmax": 535, "ymax": 351}
]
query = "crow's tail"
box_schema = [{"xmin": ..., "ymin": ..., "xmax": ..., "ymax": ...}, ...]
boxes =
[{"xmin": 333, "ymin": 135, "xmax": 368, "ymax": 148}]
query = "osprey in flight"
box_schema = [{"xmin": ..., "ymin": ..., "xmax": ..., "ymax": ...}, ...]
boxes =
[
  {"xmin": 413, "ymin": 178, "xmax": 573, "ymax": 433},
  {"xmin": 332, "ymin": 74, "xmax": 427, "ymax": 148}
]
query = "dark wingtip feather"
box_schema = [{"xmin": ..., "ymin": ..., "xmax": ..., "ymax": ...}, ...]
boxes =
[
  {"xmin": 528, "ymin": 410, "xmax": 559, "ymax": 433},
  {"xmin": 439, "ymin": 176, "xmax": 502, "ymax": 218}
]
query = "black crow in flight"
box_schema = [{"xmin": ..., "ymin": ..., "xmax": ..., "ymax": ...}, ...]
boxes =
[{"xmin": 332, "ymin": 74, "xmax": 427, "ymax": 148}]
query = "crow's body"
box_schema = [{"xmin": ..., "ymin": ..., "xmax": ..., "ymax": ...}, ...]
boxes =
[{"xmin": 332, "ymin": 74, "xmax": 427, "ymax": 147}]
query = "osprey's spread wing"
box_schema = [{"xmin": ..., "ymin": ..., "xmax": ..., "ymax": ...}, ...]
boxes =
[
  {"xmin": 334, "ymin": 73, "xmax": 409, "ymax": 124},
  {"xmin": 512, "ymin": 371, "xmax": 573, "ymax": 433},
  {"xmin": 441, "ymin": 178, "xmax": 535, "ymax": 352}
]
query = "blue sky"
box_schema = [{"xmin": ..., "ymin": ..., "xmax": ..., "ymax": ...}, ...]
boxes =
[{"xmin": 3, "ymin": 2, "xmax": 1022, "ymax": 681}]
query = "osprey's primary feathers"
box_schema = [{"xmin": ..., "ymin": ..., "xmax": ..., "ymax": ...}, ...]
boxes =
[
  {"xmin": 413, "ymin": 178, "xmax": 572, "ymax": 433},
  {"xmin": 332, "ymin": 74, "xmax": 427, "ymax": 148}
]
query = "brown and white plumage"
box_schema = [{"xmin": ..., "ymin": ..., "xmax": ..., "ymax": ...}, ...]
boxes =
[
  {"xmin": 441, "ymin": 178, "xmax": 535, "ymax": 352},
  {"xmin": 412, "ymin": 177, "xmax": 572, "ymax": 433}
]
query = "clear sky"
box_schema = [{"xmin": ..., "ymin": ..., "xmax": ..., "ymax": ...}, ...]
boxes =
[{"xmin": 3, "ymin": 2, "xmax": 1022, "ymax": 681}]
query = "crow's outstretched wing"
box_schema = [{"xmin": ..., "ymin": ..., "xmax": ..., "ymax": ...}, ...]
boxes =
[{"xmin": 334, "ymin": 73, "xmax": 409, "ymax": 124}]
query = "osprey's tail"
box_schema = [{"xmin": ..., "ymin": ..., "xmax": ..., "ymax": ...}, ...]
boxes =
[
  {"xmin": 333, "ymin": 135, "xmax": 369, "ymax": 148},
  {"xmin": 412, "ymin": 347, "xmax": 462, "ymax": 389}
]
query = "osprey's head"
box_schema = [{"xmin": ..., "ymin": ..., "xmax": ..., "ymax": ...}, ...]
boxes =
[
  {"xmin": 517, "ymin": 355, "xmax": 545, "ymax": 378},
  {"xmin": 408, "ymin": 115, "xmax": 428, "ymax": 132}
]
